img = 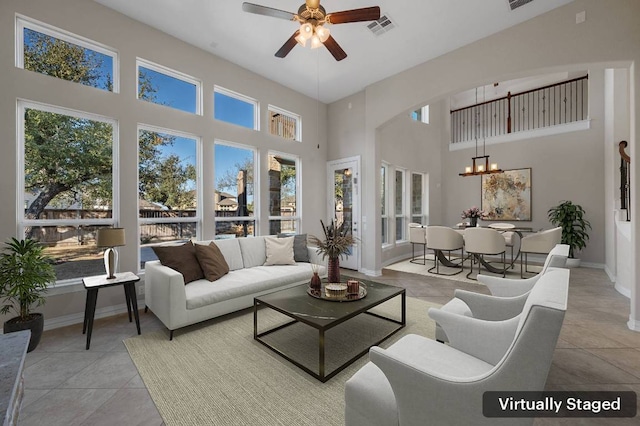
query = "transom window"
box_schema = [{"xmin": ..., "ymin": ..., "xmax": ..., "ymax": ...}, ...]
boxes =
[
  {"xmin": 268, "ymin": 105, "xmax": 301, "ymax": 141},
  {"xmin": 214, "ymin": 141, "xmax": 257, "ymax": 238},
  {"xmin": 268, "ymin": 152, "xmax": 300, "ymax": 235},
  {"xmin": 138, "ymin": 125, "xmax": 200, "ymax": 270},
  {"xmin": 214, "ymin": 86, "xmax": 259, "ymax": 130},
  {"xmin": 16, "ymin": 15, "xmax": 118, "ymax": 93},
  {"xmin": 18, "ymin": 100, "xmax": 117, "ymax": 282},
  {"xmin": 137, "ymin": 59, "xmax": 201, "ymax": 115},
  {"xmin": 411, "ymin": 105, "xmax": 429, "ymax": 124}
]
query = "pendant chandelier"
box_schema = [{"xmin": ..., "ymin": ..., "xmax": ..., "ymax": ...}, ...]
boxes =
[{"xmin": 459, "ymin": 87, "xmax": 503, "ymax": 177}]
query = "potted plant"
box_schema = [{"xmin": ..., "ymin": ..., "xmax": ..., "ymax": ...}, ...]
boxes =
[
  {"xmin": 0, "ymin": 238, "xmax": 56, "ymax": 352},
  {"xmin": 547, "ymin": 201, "xmax": 592, "ymax": 266},
  {"xmin": 310, "ymin": 219, "xmax": 355, "ymax": 283}
]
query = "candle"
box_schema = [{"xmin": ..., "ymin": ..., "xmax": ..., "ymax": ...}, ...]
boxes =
[
  {"xmin": 476, "ymin": 164, "xmax": 485, "ymax": 172},
  {"xmin": 465, "ymin": 166, "xmax": 472, "ymax": 174},
  {"xmin": 490, "ymin": 163, "xmax": 498, "ymax": 171}
]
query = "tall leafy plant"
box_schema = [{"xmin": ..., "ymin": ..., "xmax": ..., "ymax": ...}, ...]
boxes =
[
  {"xmin": 0, "ymin": 238, "xmax": 56, "ymax": 321},
  {"xmin": 547, "ymin": 201, "xmax": 591, "ymax": 258}
]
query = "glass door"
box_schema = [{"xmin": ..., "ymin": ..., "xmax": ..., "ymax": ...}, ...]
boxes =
[{"xmin": 327, "ymin": 157, "xmax": 360, "ymax": 270}]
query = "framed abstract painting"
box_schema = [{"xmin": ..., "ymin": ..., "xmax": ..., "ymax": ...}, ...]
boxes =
[{"xmin": 481, "ymin": 168, "xmax": 532, "ymax": 221}]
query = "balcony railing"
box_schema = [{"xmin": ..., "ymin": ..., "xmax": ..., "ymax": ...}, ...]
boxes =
[{"xmin": 450, "ymin": 76, "xmax": 589, "ymax": 144}]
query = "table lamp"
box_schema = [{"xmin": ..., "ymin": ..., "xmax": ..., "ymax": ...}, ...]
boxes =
[{"xmin": 96, "ymin": 228, "xmax": 125, "ymax": 279}]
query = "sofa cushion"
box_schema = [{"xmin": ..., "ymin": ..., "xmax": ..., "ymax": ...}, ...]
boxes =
[
  {"xmin": 238, "ymin": 236, "xmax": 266, "ymax": 268},
  {"xmin": 264, "ymin": 236, "xmax": 295, "ymax": 265},
  {"xmin": 196, "ymin": 239, "xmax": 244, "ymax": 271},
  {"xmin": 194, "ymin": 242, "xmax": 229, "ymax": 282},
  {"xmin": 152, "ymin": 242, "xmax": 204, "ymax": 284},
  {"xmin": 184, "ymin": 264, "xmax": 316, "ymax": 309},
  {"xmin": 278, "ymin": 233, "xmax": 310, "ymax": 263}
]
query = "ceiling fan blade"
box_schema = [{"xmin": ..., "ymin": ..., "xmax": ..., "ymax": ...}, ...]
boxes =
[
  {"xmin": 275, "ymin": 30, "xmax": 300, "ymax": 58},
  {"xmin": 242, "ymin": 2, "xmax": 295, "ymax": 21},
  {"xmin": 323, "ymin": 35, "xmax": 347, "ymax": 61},
  {"xmin": 327, "ymin": 6, "xmax": 381, "ymax": 24}
]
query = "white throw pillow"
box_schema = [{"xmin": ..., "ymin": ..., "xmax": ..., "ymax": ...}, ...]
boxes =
[{"xmin": 264, "ymin": 236, "xmax": 295, "ymax": 266}]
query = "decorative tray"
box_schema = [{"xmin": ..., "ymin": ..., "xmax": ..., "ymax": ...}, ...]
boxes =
[{"xmin": 307, "ymin": 282, "xmax": 367, "ymax": 302}]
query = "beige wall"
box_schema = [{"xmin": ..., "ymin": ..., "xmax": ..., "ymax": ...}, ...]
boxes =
[
  {"xmin": 0, "ymin": 0, "xmax": 328, "ymax": 326},
  {"xmin": 329, "ymin": 0, "xmax": 639, "ymax": 280}
]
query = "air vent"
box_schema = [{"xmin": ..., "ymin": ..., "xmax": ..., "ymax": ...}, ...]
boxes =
[
  {"xmin": 366, "ymin": 14, "xmax": 395, "ymax": 36},
  {"xmin": 509, "ymin": 0, "xmax": 533, "ymax": 11}
]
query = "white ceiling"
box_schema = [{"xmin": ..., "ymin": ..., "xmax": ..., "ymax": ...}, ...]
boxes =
[{"xmin": 94, "ymin": 0, "xmax": 574, "ymax": 104}]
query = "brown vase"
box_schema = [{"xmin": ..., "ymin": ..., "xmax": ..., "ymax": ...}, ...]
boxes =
[
  {"xmin": 310, "ymin": 272, "xmax": 321, "ymax": 292},
  {"xmin": 328, "ymin": 257, "xmax": 340, "ymax": 283}
]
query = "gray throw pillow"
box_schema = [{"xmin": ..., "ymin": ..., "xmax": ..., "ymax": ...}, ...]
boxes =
[{"xmin": 278, "ymin": 233, "xmax": 309, "ymax": 263}]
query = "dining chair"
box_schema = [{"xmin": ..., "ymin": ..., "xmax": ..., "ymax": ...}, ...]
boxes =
[
  {"xmin": 463, "ymin": 227, "xmax": 507, "ymax": 280},
  {"xmin": 520, "ymin": 227, "xmax": 562, "ymax": 278},
  {"xmin": 488, "ymin": 223, "xmax": 516, "ymax": 268},
  {"xmin": 408, "ymin": 223, "xmax": 427, "ymax": 265},
  {"xmin": 425, "ymin": 226, "xmax": 464, "ymax": 275}
]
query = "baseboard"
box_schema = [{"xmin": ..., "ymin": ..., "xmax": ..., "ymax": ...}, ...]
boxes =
[
  {"xmin": 615, "ymin": 282, "xmax": 631, "ymax": 298},
  {"xmin": 359, "ymin": 268, "xmax": 382, "ymax": 277},
  {"xmin": 43, "ymin": 297, "xmax": 145, "ymax": 331},
  {"xmin": 627, "ymin": 317, "xmax": 640, "ymax": 332},
  {"xmin": 603, "ymin": 265, "xmax": 616, "ymax": 283},
  {"xmin": 580, "ymin": 261, "xmax": 605, "ymax": 269}
]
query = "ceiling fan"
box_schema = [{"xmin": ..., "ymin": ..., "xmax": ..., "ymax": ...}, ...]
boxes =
[{"xmin": 242, "ymin": 1, "xmax": 381, "ymax": 61}]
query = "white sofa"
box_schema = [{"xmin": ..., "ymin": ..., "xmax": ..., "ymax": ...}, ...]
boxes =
[{"xmin": 144, "ymin": 236, "xmax": 326, "ymax": 339}]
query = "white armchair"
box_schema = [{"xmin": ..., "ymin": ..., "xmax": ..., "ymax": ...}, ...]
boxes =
[
  {"xmin": 435, "ymin": 244, "xmax": 569, "ymax": 342},
  {"xmin": 520, "ymin": 226, "xmax": 562, "ymax": 278},
  {"xmin": 345, "ymin": 269, "xmax": 570, "ymax": 426}
]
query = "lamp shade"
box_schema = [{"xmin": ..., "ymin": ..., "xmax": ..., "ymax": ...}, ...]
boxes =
[{"xmin": 96, "ymin": 228, "xmax": 126, "ymax": 248}]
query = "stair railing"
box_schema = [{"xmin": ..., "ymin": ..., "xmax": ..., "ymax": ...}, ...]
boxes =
[{"xmin": 619, "ymin": 140, "xmax": 631, "ymax": 221}]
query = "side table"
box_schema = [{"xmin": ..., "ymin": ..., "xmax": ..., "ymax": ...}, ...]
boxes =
[{"xmin": 82, "ymin": 271, "xmax": 141, "ymax": 350}]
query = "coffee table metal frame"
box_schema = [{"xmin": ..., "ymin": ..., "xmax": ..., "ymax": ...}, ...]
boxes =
[{"xmin": 253, "ymin": 283, "xmax": 405, "ymax": 383}]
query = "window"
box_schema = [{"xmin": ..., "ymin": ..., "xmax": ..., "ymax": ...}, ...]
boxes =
[
  {"xmin": 395, "ymin": 169, "xmax": 406, "ymax": 242},
  {"xmin": 137, "ymin": 59, "xmax": 201, "ymax": 114},
  {"xmin": 268, "ymin": 105, "xmax": 301, "ymax": 141},
  {"xmin": 18, "ymin": 101, "xmax": 117, "ymax": 282},
  {"xmin": 381, "ymin": 164, "xmax": 389, "ymax": 246},
  {"xmin": 16, "ymin": 15, "xmax": 118, "ymax": 92},
  {"xmin": 268, "ymin": 152, "xmax": 299, "ymax": 235},
  {"xmin": 411, "ymin": 173, "xmax": 425, "ymax": 224},
  {"xmin": 214, "ymin": 86, "xmax": 259, "ymax": 130},
  {"xmin": 411, "ymin": 105, "xmax": 429, "ymax": 124},
  {"xmin": 215, "ymin": 141, "xmax": 256, "ymax": 238},
  {"xmin": 138, "ymin": 126, "xmax": 199, "ymax": 270}
]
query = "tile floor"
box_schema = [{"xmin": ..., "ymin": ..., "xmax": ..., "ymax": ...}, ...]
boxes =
[{"xmin": 16, "ymin": 266, "xmax": 640, "ymax": 425}]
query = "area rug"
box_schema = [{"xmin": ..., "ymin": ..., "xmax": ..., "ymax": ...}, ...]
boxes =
[
  {"xmin": 124, "ymin": 294, "xmax": 439, "ymax": 426},
  {"xmin": 384, "ymin": 256, "xmax": 542, "ymax": 284}
]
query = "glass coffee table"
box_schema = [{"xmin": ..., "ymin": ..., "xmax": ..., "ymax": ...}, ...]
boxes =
[{"xmin": 253, "ymin": 279, "xmax": 405, "ymax": 382}]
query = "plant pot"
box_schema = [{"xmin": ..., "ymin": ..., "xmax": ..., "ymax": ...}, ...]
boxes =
[
  {"xmin": 565, "ymin": 258, "xmax": 581, "ymax": 268},
  {"xmin": 328, "ymin": 257, "xmax": 341, "ymax": 283},
  {"xmin": 4, "ymin": 313, "xmax": 44, "ymax": 352}
]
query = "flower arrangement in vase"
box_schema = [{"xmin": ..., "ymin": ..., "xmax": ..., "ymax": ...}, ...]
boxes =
[
  {"xmin": 461, "ymin": 206, "xmax": 485, "ymax": 227},
  {"xmin": 310, "ymin": 219, "xmax": 355, "ymax": 284}
]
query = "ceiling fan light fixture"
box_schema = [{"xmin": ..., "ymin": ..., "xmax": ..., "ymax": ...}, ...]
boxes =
[
  {"xmin": 315, "ymin": 25, "xmax": 330, "ymax": 42},
  {"xmin": 299, "ymin": 22, "xmax": 314, "ymax": 40},
  {"xmin": 295, "ymin": 33, "xmax": 307, "ymax": 46},
  {"xmin": 310, "ymin": 34, "xmax": 322, "ymax": 49}
]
